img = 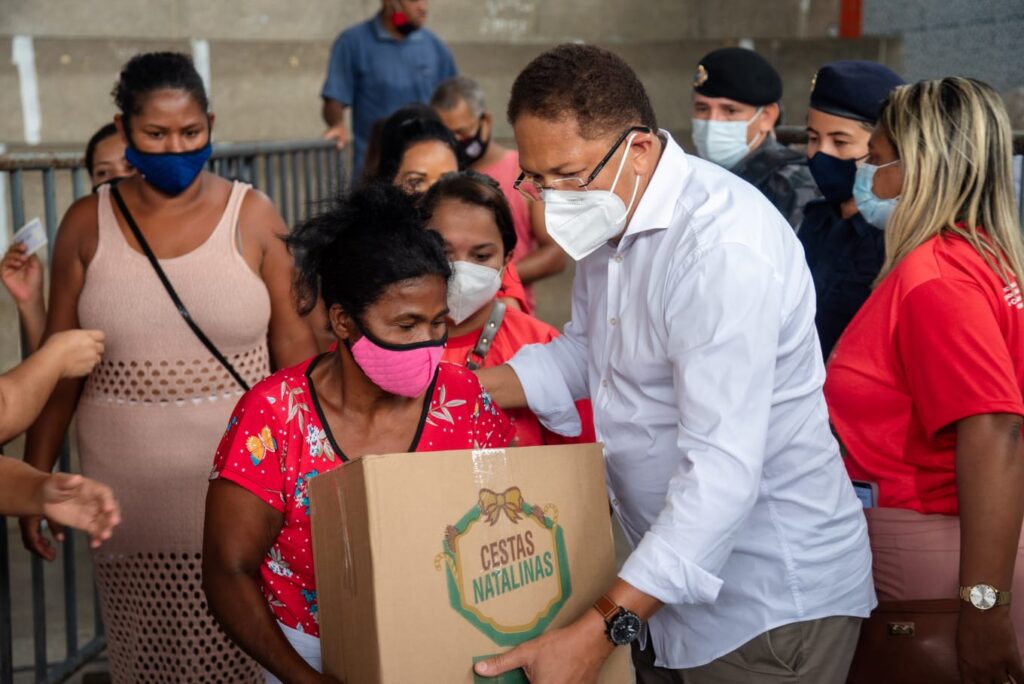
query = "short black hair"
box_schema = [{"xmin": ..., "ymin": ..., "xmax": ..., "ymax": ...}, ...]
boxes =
[
  {"xmin": 421, "ymin": 171, "xmax": 518, "ymax": 257},
  {"xmin": 84, "ymin": 123, "xmax": 119, "ymax": 175},
  {"xmin": 112, "ymin": 52, "xmax": 209, "ymax": 119},
  {"xmin": 369, "ymin": 104, "xmax": 463, "ymax": 185},
  {"xmin": 508, "ymin": 44, "xmax": 658, "ymax": 139},
  {"xmin": 286, "ymin": 183, "xmax": 452, "ymax": 318}
]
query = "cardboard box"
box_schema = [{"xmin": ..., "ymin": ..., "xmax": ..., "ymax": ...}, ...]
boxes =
[{"xmin": 310, "ymin": 443, "xmax": 632, "ymax": 683}]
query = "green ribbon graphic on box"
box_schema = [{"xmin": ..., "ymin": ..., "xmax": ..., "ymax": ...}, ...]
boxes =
[{"xmin": 435, "ymin": 486, "xmax": 572, "ymax": 646}]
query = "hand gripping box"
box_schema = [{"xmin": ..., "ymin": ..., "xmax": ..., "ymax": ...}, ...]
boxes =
[{"xmin": 309, "ymin": 443, "xmax": 632, "ymax": 683}]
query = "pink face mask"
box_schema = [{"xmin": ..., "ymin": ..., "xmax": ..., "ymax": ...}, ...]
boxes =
[{"xmin": 349, "ymin": 326, "xmax": 446, "ymax": 398}]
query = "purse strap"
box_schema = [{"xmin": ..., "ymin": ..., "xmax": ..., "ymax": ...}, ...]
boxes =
[
  {"xmin": 110, "ymin": 186, "xmax": 251, "ymax": 392},
  {"xmin": 465, "ymin": 301, "xmax": 506, "ymax": 371}
]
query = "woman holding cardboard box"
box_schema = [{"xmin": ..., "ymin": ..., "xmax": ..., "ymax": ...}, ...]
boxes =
[{"xmin": 202, "ymin": 183, "xmax": 514, "ymax": 684}]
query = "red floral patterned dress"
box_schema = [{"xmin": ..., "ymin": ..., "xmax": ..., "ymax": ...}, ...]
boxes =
[{"xmin": 210, "ymin": 355, "xmax": 514, "ymax": 637}]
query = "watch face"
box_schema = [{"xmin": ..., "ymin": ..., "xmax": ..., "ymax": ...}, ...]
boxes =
[
  {"xmin": 970, "ymin": 584, "xmax": 998, "ymax": 610},
  {"xmin": 609, "ymin": 612, "xmax": 642, "ymax": 645}
]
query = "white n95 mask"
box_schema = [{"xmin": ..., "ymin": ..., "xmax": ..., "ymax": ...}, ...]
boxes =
[
  {"xmin": 542, "ymin": 132, "xmax": 642, "ymax": 261},
  {"xmin": 691, "ymin": 107, "xmax": 763, "ymax": 170},
  {"xmin": 447, "ymin": 261, "xmax": 502, "ymax": 324}
]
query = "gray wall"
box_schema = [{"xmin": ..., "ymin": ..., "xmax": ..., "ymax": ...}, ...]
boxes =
[
  {"xmin": 863, "ymin": 0, "xmax": 1024, "ymax": 91},
  {"xmin": 0, "ymin": 0, "xmax": 902, "ymax": 148},
  {"xmin": 0, "ymin": 0, "xmax": 903, "ymax": 370}
]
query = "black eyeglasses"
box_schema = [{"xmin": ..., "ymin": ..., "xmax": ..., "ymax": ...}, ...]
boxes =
[{"xmin": 513, "ymin": 125, "xmax": 652, "ymax": 201}]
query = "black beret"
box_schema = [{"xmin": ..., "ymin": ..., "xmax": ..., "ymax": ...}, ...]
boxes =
[
  {"xmin": 809, "ymin": 60, "xmax": 905, "ymax": 124},
  {"xmin": 693, "ymin": 47, "xmax": 782, "ymax": 106}
]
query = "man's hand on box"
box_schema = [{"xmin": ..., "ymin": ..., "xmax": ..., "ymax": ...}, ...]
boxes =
[{"xmin": 473, "ymin": 608, "xmax": 614, "ymax": 683}]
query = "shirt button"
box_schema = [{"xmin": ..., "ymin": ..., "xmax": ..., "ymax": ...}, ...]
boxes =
[
  {"xmin": 609, "ymin": 317, "xmax": 618, "ymax": 326},
  {"xmin": 613, "ymin": 254, "xmax": 623, "ymax": 263},
  {"xmin": 601, "ymin": 379, "xmax": 609, "ymax": 388},
  {"xmin": 611, "ymin": 498, "xmax": 620, "ymax": 507}
]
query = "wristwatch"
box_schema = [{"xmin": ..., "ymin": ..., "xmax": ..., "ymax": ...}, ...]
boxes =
[
  {"xmin": 593, "ymin": 595, "xmax": 642, "ymax": 646},
  {"xmin": 959, "ymin": 583, "xmax": 1012, "ymax": 611}
]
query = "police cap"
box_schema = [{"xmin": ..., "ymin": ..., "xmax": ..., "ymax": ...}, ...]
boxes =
[
  {"xmin": 693, "ymin": 47, "xmax": 782, "ymax": 106},
  {"xmin": 809, "ymin": 60, "xmax": 905, "ymax": 124}
]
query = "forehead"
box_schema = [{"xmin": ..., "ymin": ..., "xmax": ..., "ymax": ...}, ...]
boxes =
[
  {"xmin": 398, "ymin": 140, "xmax": 458, "ymax": 172},
  {"xmin": 430, "ymin": 199, "xmax": 500, "ymax": 243},
  {"xmin": 134, "ymin": 88, "xmax": 206, "ymax": 120},
  {"xmin": 807, "ymin": 108, "xmax": 868, "ymax": 136},
  {"xmin": 513, "ymin": 113, "xmax": 614, "ymax": 174},
  {"xmin": 93, "ymin": 134, "xmax": 125, "ymax": 161},
  {"xmin": 692, "ymin": 92, "xmax": 750, "ymax": 108},
  {"xmin": 436, "ymin": 99, "xmax": 476, "ymax": 128},
  {"xmin": 371, "ymin": 275, "xmax": 447, "ymax": 312}
]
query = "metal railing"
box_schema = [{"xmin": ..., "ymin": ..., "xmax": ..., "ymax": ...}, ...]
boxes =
[{"xmin": 0, "ymin": 138, "xmax": 345, "ymax": 684}]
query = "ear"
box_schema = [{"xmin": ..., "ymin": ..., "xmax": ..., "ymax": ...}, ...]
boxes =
[
  {"xmin": 207, "ymin": 112, "xmax": 216, "ymax": 133},
  {"xmin": 760, "ymin": 103, "xmax": 781, "ymax": 132},
  {"xmin": 502, "ymin": 249, "xmax": 514, "ymax": 267},
  {"xmin": 481, "ymin": 112, "xmax": 493, "ymax": 136},
  {"xmin": 328, "ymin": 304, "xmax": 357, "ymax": 342},
  {"xmin": 628, "ymin": 130, "xmax": 658, "ymax": 177}
]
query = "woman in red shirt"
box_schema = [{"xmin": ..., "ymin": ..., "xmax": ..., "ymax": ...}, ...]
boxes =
[
  {"xmin": 422, "ymin": 171, "xmax": 595, "ymax": 447},
  {"xmin": 825, "ymin": 78, "xmax": 1024, "ymax": 680},
  {"xmin": 202, "ymin": 184, "xmax": 513, "ymax": 684}
]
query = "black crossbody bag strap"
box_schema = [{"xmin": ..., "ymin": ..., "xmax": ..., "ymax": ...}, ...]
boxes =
[{"xmin": 110, "ymin": 186, "xmax": 251, "ymax": 392}]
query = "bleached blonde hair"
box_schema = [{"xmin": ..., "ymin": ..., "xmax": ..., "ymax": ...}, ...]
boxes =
[{"xmin": 877, "ymin": 77, "xmax": 1024, "ymax": 285}]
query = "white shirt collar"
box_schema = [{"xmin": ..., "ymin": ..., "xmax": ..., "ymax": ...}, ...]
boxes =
[{"xmin": 620, "ymin": 130, "xmax": 689, "ymax": 243}]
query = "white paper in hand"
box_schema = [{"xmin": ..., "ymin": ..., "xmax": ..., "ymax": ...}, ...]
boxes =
[{"xmin": 13, "ymin": 217, "xmax": 48, "ymax": 257}]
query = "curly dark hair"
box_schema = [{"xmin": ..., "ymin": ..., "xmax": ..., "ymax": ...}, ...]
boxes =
[
  {"xmin": 286, "ymin": 183, "xmax": 452, "ymax": 317},
  {"xmin": 112, "ymin": 52, "xmax": 209, "ymax": 119},
  {"xmin": 420, "ymin": 171, "xmax": 518, "ymax": 258},
  {"xmin": 507, "ymin": 44, "xmax": 658, "ymax": 139}
]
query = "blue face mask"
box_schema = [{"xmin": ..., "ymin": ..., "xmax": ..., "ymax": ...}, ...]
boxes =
[
  {"xmin": 807, "ymin": 152, "xmax": 859, "ymax": 203},
  {"xmin": 125, "ymin": 141, "xmax": 212, "ymax": 196},
  {"xmin": 853, "ymin": 160, "xmax": 900, "ymax": 229}
]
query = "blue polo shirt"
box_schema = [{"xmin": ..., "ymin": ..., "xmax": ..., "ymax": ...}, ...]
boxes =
[{"xmin": 322, "ymin": 14, "xmax": 457, "ymax": 175}]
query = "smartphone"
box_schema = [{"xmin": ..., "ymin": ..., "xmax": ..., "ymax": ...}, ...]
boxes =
[{"xmin": 851, "ymin": 480, "xmax": 879, "ymax": 509}]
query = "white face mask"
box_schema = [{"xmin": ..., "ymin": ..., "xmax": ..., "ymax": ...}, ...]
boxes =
[
  {"xmin": 542, "ymin": 132, "xmax": 641, "ymax": 261},
  {"xmin": 691, "ymin": 107, "xmax": 763, "ymax": 170},
  {"xmin": 446, "ymin": 260, "xmax": 503, "ymax": 325}
]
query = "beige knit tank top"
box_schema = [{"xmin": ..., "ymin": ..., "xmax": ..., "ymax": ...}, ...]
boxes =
[{"xmin": 79, "ymin": 182, "xmax": 271, "ymax": 406}]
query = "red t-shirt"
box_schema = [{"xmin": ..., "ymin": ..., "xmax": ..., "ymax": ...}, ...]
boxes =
[
  {"xmin": 442, "ymin": 306, "xmax": 596, "ymax": 447},
  {"xmin": 825, "ymin": 233, "xmax": 1024, "ymax": 515},
  {"xmin": 497, "ymin": 261, "xmax": 531, "ymax": 315},
  {"xmin": 210, "ymin": 356, "xmax": 514, "ymax": 637}
]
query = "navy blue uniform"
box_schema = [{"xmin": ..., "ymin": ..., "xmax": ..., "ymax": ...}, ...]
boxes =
[{"xmin": 798, "ymin": 200, "xmax": 885, "ymax": 358}]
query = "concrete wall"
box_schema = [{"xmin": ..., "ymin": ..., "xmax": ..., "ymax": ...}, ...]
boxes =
[
  {"xmin": 863, "ymin": 0, "xmax": 1024, "ymax": 92},
  {"xmin": 0, "ymin": 0, "xmax": 905, "ymax": 372},
  {"xmin": 0, "ymin": 0, "xmax": 890, "ymax": 148}
]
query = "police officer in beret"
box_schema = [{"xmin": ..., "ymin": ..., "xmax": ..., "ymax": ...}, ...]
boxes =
[
  {"xmin": 798, "ymin": 60, "xmax": 905, "ymax": 358},
  {"xmin": 692, "ymin": 47, "xmax": 820, "ymax": 228}
]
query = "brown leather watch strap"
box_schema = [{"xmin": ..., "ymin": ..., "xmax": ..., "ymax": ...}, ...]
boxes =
[{"xmin": 593, "ymin": 594, "xmax": 619, "ymax": 621}]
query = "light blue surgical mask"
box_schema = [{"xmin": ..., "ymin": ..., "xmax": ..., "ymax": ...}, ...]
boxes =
[
  {"xmin": 853, "ymin": 159, "xmax": 900, "ymax": 229},
  {"xmin": 691, "ymin": 107, "xmax": 764, "ymax": 170}
]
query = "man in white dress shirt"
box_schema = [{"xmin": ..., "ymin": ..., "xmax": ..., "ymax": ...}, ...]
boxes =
[{"xmin": 473, "ymin": 44, "xmax": 876, "ymax": 683}]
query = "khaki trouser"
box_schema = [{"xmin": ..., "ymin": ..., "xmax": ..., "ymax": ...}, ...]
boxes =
[{"xmin": 631, "ymin": 616, "xmax": 862, "ymax": 684}]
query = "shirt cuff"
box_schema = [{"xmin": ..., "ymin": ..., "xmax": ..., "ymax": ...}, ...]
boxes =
[
  {"xmin": 506, "ymin": 344, "xmax": 582, "ymax": 437},
  {"xmin": 619, "ymin": 531, "xmax": 724, "ymax": 606}
]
